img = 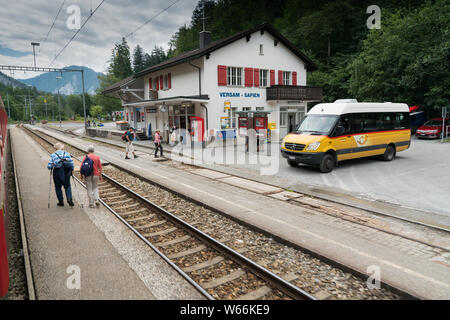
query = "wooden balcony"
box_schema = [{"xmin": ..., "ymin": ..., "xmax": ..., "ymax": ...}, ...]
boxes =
[{"xmin": 266, "ymin": 85, "xmax": 323, "ymax": 102}]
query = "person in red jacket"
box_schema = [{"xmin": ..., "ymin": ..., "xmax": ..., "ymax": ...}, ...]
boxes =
[{"xmin": 81, "ymin": 146, "xmax": 103, "ymax": 208}]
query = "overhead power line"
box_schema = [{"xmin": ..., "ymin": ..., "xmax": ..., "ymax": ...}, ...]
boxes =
[
  {"xmin": 49, "ymin": 0, "xmax": 106, "ymax": 67},
  {"xmin": 39, "ymin": 0, "xmax": 67, "ymax": 53},
  {"xmin": 123, "ymin": 0, "xmax": 180, "ymax": 40}
]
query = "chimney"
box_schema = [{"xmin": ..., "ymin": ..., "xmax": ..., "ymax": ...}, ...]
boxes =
[{"xmin": 199, "ymin": 31, "xmax": 212, "ymax": 49}]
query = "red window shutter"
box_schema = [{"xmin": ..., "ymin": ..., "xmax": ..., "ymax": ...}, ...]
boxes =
[
  {"xmin": 278, "ymin": 70, "xmax": 283, "ymax": 85},
  {"xmin": 292, "ymin": 71, "xmax": 297, "ymax": 86},
  {"xmin": 254, "ymin": 69, "xmax": 260, "ymax": 87},
  {"xmin": 218, "ymin": 65, "xmax": 227, "ymax": 86},
  {"xmin": 168, "ymin": 73, "xmax": 172, "ymax": 89},
  {"xmin": 160, "ymin": 75, "xmax": 163, "ymax": 89},
  {"xmin": 270, "ymin": 70, "xmax": 275, "ymax": 86},
  {"xmin": 149, "ymin": 78, "xmax": 152, "ymax": 90},
  {"xmin": 156, "ymin": 76, "xmax": 159, "ymax": 90},
  {"xmin": 244, "ymin": 67, "xmax": 254, "ymax": 87}
]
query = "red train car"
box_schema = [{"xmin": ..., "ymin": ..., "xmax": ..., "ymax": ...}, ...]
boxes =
[{"xmin": 0, "ymin": 95, "xmax": 9, "ymax": 297}]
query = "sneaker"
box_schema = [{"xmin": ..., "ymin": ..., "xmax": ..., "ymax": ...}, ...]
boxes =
[
  {"xmin": 68, "ymin": 200, "xmax": 75, "ymax": 207},
  {"xmin": 134, "ymin": 155, "xmax": 139, "ymax": 159},
  {"xmin": 95, "ymin": 201, "xmax": 100, "ymax": 207},
  {"xmin": 89, "ymin": 204, "xmax": 95, "ymax": 208},
  {"xmin": 57, "ymin": 202, "xmax": 64, "ymax": 207},
  {"xmin": 125, "ymin": 156, "xmax": 130, "ymax": 160}
]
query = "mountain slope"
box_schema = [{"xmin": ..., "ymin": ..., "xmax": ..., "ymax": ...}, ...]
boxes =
[
  {"xmin": 19, "ymin": 66, "xmax": 101, "ymax": 95},
  {"xmin": 0, "ymin": 71, "xmax": 26, "ymax": 88}
]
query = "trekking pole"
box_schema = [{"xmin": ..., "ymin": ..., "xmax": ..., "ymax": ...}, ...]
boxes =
[
  {"xmin": 71, "ymin": 172, "xmax": 84, "ymax": 209},
  {"xmin": 48, "ymin": 169, "xmax": 53, "ymax": 208}
]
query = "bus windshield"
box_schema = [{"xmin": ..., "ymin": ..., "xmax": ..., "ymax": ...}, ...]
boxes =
[{"xmin": 293, "ymin": 115, "xmax": 339, "ymax": 135}]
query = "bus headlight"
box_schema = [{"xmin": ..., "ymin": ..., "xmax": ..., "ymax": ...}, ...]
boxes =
[
  {"xmin": 306, "ymin": 142, "xmax": 321, "ymax": 151},
  {"xmin": 281, "ymin": 141, "xmax": 285, "ymax": 148}
]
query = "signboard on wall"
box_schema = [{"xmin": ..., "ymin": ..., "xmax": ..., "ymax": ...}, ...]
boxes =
[{"xmin": 147, "ymin": 108, "xmax": 157, "ymax": 113}]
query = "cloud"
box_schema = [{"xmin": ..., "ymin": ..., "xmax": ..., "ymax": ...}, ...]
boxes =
[{"xmin": 0, "ymin": 0, "xmax": 199, "ymax": 79}]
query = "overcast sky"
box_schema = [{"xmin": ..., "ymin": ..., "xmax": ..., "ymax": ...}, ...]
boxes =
[{"xmin": 0, "ymin": 0, "xmax": 199, "ymax": 79}]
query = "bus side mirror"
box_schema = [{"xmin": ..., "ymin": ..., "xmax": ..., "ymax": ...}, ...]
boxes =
[{"xmin": 334, "ymin": 125, "xmax": 345, "ymax": 136}]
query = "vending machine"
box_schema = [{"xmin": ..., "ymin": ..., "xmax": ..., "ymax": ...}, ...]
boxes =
[{"xmin": 190, "ymin": 116, "xmax": 205, "ymax": 143}]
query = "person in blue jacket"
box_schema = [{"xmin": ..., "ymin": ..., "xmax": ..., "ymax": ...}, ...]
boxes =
[{"xmin": 47, "ymin": 143, "xmax": 75, "ymax": 207}]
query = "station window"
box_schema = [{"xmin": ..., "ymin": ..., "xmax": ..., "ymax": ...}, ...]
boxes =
[
  {"xmin": 227, "ymin": 67, "xmax": 243, "ymax": 86},
  {"xmin": 242, "ymin": 107, "xmax": 251, "ymax": 111},
  {"xmin": 259, "ymin": 69, "xmax": 268, "ymax": 87},
  {"xmin": 163, "ymin": 74, "xmax": 169, "ymax": 89},
  {"xmin": 283, "ymin": 71, "xmax": 291, "ymax": 85},
  {"xmin": 280, "ymin": 107, "xmax": 287, "ymax": 127},
  {"xmin": 256, "ymin": 107, "xmax": 265, "ymax": 111},
  {"xmin": 259, "ymin": 44, "xmax": 264, "ymax": 55}
]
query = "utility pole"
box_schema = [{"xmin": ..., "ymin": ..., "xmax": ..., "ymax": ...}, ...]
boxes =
[
  {"xmin": 31, "ymin": 42, "xmax": 40, "ymax": 67},
  {"xmin": 44, "ymin": 98, "xmax": 48, "ymax": 119},
  {"xmin": 6, "ymin": 93, "xmax": 10, "ymax": 118},
  {"xmin": 57, "ymin": 74, "xmax": 62, "ymax": 128},
  {"xmin": 24, "ymin": 96, "xmax": 27, "ymax": 120},
  {"xmin": 81, "ymin": 69, "xmax": 87, "ymax": 132}
]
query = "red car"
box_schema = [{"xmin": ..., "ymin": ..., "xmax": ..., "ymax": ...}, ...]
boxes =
[{"xmin": 415, "ymin": 118, "xmax": 450, "ymax": 139}]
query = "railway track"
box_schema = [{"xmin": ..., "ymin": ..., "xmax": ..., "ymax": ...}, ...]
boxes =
[
  {"xmin": 22, "ymin": 125, "xmax": 315, "ymax": 300},
  {"xmin": 22, "ymin": 125, "xmax": 407, "ymax": 300}
]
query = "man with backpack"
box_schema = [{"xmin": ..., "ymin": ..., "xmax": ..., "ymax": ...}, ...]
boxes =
[
  {"xmin": 47, "ymin": 143, "xmax": 75, "ymax": 207},
  {"xmin": 80, "ymin": 145, "xmax": 102, "ymax": 208},
  {"xmin": 122, "ymin": 128, "xmax": 138, "ymax": 160}
]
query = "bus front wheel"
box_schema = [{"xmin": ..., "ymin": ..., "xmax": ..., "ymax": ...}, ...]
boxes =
[
  {"xmin": 287, "ymin": 160, "xmax": 298, "ymax": 167},
  {"xmin": 319, "ymin": 154, "xmax": 335, "ymax": 173}
]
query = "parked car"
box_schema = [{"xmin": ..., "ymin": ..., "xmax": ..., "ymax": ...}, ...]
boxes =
[
  {"xmin": 410, "ymin": 111, "xmax": 427, "ymax": 133},
  {"xmin": 415, "ymin": 118, "xmax": 450, "ymax": 139}
]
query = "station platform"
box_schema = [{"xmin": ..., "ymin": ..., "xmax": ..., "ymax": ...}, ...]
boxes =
[
  {"xmin": 10, "ymin": 127, "xmax": 204, "ymax": 300},
  {"xmin": 34, "ymin": 125, "xmax": 450, "ymax": 299}
]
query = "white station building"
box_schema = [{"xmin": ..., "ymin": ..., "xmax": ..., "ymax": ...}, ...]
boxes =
[{"xmin": 103, "ymin": 23, "xmax": 322, "ymax": 142}]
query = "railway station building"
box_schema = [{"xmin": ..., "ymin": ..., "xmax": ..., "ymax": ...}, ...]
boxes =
[{"xmin": 102, "ymin": 23, "xmax": 322, "ymax": 142}]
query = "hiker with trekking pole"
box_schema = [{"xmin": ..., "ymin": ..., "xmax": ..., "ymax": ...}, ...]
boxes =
[{"xmin": 47, "ymin": 143, "xmax": 75, "ymax": 208}]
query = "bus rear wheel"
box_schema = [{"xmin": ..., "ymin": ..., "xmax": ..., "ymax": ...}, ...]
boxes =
[
  {"xmin": 382, "ymin": 145, "xmax": 396, "ymax": 161},
  {"xmin": 319, "ymin": 154, "xmax": 335, "ymax": 173}
]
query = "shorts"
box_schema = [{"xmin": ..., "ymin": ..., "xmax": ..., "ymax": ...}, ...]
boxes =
[{"xmin": 126, "ymin": 142, "xmax": 134, "ymax": 153}]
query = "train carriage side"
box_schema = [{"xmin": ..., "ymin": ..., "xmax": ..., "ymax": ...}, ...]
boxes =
[{"xmin": 0, "ymin": 95, "xmax": 9, "ymax": 298}]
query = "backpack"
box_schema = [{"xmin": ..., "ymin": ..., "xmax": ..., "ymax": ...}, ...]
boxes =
[
  {"xmin": 122, "ymin": 131, "xmax": 128, "ymax": 141},
  {"xmin": 55, "ymin": 151, "xmax": 71, "ymax": 174},
  {"xmin": 80, "ymin": 155, "xmax": 94, "ymax": 177}
]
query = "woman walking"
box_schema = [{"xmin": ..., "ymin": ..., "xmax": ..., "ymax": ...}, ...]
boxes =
[
  {"xmin": 80, "ymin": 145, "xmax": 103, "ymax": 208},
  {"xmin": 154, "ymin": 130, "xmax": 163, "ymax": 158}
]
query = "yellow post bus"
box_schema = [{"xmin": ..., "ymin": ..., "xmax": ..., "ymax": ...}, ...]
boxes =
[{"xmin": 281, "ymin": 102, "xmax": 411, "ymax": 173}]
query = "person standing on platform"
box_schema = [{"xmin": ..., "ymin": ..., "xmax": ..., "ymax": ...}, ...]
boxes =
[
  {"xmin": 80, "ymin": 146, "xmax": 103, "ymax": 208},
  {"xmin": 124, "ymin": 128, "xmax": 138, "ymax": 160},
  {"xmin": 47, "ymin": 143, "xmax": 75, "ymax": 207},
  {"xmin": 154, "ymin": 130, "xmax": 163, "ymax": 158}
]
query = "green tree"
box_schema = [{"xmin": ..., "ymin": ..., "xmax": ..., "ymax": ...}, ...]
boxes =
[
  {"xmin": 94, "ymin": 73, "xmax": 122, "ymax": 114},
  {"xmin": 90, "ymin": 105, "xmax": 103, "ymax": 118},
  {"xmin": 133, "ymin": 45, "xmax": 146, "ymax": 73},
  {"xmin": 348, "ymin": 0, "xmax": 450, "ymax": 112},
  {"xmin": 109, "ymin": 37, "xmax": 133, "ymax": 79}
]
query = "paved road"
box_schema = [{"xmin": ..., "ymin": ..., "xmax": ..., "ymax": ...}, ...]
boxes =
[{"xmin": 221, "ymin": 137, "xmax": 450, "ymax": 218}]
